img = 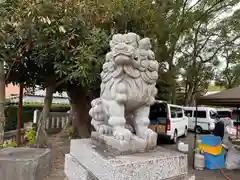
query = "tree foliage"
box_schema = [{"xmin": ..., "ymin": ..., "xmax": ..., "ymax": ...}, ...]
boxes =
[
  {"xmin": 0, "ymin": 0, "xmax": 110, "ymax": 138},
  {"xmin": 1, "ymin": 0, "xmax": 110, "ymax": 89},
  {"xmin": 173, "ymin": 0, "xmax": 240, "ymax": 105},
  {"xmin": 0, "ymin": 0, "xmax": 240, "ymax": 137},
  {"xmin": 215, "ymin": 8, "xmax": 240, "ymax": 89}
]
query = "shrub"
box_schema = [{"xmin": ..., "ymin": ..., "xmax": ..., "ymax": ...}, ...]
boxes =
[
  {"xmin": 67, "ymin": 126, "xmax": 73, "ymax": 139},
  {"xmin": 0, "ymin": 139, "xmax": 18, "ymax": 148},
  {"xmin": 24, "ymin": 127, "xmax": 37, "ymax": 145},
  {"xmin": 4, "ymin": 103, "xmax": 70, "ymax": 131}
]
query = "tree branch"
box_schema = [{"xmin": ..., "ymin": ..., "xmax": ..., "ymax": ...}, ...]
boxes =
[
  {"xmin": 202, "ymin": 36, "xmax": 240, "ymax": 63},
  {"xmin": 188, "ymin": 0, "xmax": 202, "ymax": 12},
  {"xmin": 5, "ymin": 43, "xmax": 27, "ymax": 81},
  {"xmin": 55, "ymin": 77, "xmax": 68, "ymax": 87},
  {"xmin": 195, "ymin": 1, "xmax": 224, "ymax": 22},
  {"xmin": 182, "ymin": 0, "xmax": 189, "ymax": 15},
  {"xmin": 197, "ymin": 33, "xmax": 215, "ymax": 54}
]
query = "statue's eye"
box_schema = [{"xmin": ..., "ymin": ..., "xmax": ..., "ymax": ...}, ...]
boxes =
[{"xmin": 134, "ymin": 57, "xmax": 138, "ymax": 61}]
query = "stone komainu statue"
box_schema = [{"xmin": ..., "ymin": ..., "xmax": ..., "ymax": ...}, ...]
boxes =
[{"xmin": 89, "ymin": 32, "xmax": 159, "ymax": 148}]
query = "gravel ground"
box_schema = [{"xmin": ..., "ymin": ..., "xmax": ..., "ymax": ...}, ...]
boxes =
[
  {"xmin": 45, "ymin": 132, "xmax": 240, "ymax": 180},
  {"xmin": 44, "ymin": 134, "xmax": 70, "ymax": 180}
]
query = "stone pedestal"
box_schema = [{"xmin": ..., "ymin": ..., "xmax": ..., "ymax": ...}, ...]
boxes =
[
  {"xmin": 91, "ymin": 131, "xmax": 154, "ymax": 155},
  {"xmin": 0, "ymin": 148, "xmax": 52, "ymax": 180},
  {"xmin": 65, "ymin": 139, "xmax": 193, "ymax": 180}
]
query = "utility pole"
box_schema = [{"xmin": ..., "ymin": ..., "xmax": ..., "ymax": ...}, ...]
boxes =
[{"xmin": 0, "ymin": 60, "xmax": 5, "ymax": 143}]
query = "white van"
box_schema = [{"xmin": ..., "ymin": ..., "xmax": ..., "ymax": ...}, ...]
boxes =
[
  {"xmin": 215, "ymin": 108, "xmax": 233, "ymax": 126},
  {"xmin": 149, "ymin": 100, "xmax": 188, "ymax": 143},
  {"xmin": 183, "ymin": 107, "xmax": 217, "ymax": 133}
]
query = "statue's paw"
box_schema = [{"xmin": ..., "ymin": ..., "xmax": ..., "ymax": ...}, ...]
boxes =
[
  {"xmin": 113, "ymin": 127, "xmax": 132, "ymax": 141},
  {"xmin": 125, "ymin": 124, "xmax": 134, "ymax": 133},
  {"xmin": 142, "ymin": 128, "xmax": 157, "ymax": 148},
  {"xmin": 97, "ymin": 125, "xmax": 112, "ymax": 135}
]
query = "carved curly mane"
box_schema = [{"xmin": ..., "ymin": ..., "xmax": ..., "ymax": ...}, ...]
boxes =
[{"xmin": 100, "ymin": 33, "xmax": 159, "ymax": 109}]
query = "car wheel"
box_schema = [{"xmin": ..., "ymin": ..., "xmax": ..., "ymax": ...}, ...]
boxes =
[
  {"xmin": 195, "ymin": 126, "xmax": 202, "ymax": 134},
  {"xmin": 183, "ymin": 127, "xmax": 188, "ymax": 137},
  {"xmin": 172, "ymin": 130, "xmax": 178, "ymax": 144}
]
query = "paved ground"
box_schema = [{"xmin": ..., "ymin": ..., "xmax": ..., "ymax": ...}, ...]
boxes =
[
  {"xmin": 45, "ymin": 132, "xmax": 240, "ymax": 180},
  {"xmin": 161, "ymin": 132, "xmax": 240, "ymax": 180}
]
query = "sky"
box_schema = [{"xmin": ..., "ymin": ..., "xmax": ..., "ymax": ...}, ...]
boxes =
[
  {"xmin": 215, "ymin": 2, "xmax": 240, "ymax": 70},
  {"xmin": 207, "ymin": 2, "xmax": 240, "ymax": 85},
  {"xmin": 176, "ymin": 1, "xmax": 240, "ymax": 84}
]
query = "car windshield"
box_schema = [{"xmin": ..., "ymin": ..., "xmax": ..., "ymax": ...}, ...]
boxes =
[{"xmin": 217, "ymin": 111, "xmax": 231, "ymax": 118}]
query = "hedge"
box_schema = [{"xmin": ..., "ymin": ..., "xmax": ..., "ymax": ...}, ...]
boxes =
[{"xmin": 4, "ymin": 103, "xmax": 70, "ymax": 131}]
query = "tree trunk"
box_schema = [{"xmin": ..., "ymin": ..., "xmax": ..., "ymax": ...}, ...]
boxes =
[
  {"xmin": 36, "ymin": 85, "xmax": 55, "ymax": 147},
  {"xmin": 17, "ymin": 83, "xmax": 23, "ymax": 146},
  {"xmin": 0, "ymin": 60, "xmax": 5, "ymax": 143},
  {"xmin": 189, "ymin": 85, "xmax": 197, "ymax": 106},
  {"xmin": 168, "ymin": 61, "xmax": 176, "ymax": 104},
  {"xmin": 67, "ymin": 87, "xmax": 90, "ymax": 139},
  {"xmin": 185, "ymin": 83, "xmax": 193, "ymax": 106},
  {"xmin": 171, "ymin": 85, "xmax": 176, "ymax": 104},
  {"xmin": 188, "ymin": 73, "xmax": 200, "ymax": 106},
  {"xmin": 189, "ymin": 93, "xmax": 196, "ymax": 106}
]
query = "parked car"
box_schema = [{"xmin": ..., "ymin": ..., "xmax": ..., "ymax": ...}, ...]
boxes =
[
  {"xmin": 183, "ymin": 106, "xmax": 217, "ymax": 133},
  {"xmin": 148, "ymin": 100, "xmax": 188, "ymax": 144}
]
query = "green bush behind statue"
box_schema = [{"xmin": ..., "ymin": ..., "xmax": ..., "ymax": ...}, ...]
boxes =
[{"xmin": 4, "ymin": 103, "xmax": 70, "ymax": 131}]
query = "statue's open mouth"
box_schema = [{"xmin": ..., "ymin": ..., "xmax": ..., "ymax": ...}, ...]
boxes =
[
  {"xmin": 114, "ymin": 55, "xmax": 132, "ymax": 65},
  {"xmin": 112, "ymin": 43, "xmax": 135, "ymax": 65}
]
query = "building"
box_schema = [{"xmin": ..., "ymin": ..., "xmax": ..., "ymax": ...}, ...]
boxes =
[
  {"xmin": 5, "ymin": 84, "xmax": 69, "ymax": 104},
  {"xmin": 5, "ymin": 83, "xmax": 20, "ymax": 98}
]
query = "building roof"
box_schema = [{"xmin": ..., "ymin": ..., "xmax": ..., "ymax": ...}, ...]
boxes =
[
  {"xmin": 5, "ymin": 84, "xmax": 68, "ymax": 98},
  {"xmin": 6, "ymin": 84, "xmax": 69, "ymax": 104},
  {"xmin": 197, "ymin": 86, "xmax": 240, "ymax": 106},
  {"xmin": 26, "ymin": 89, "xmax": 68, "ymax": 98},
  {"xmin": 204, "ymin": 91, "xmax": 220, "ymax": 96},
  {"xmin": 9, "ymin": 95, "xmax": 69, "ymax": 104}
]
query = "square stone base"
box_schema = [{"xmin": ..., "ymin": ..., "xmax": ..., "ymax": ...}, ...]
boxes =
[
  {"xmin": 65, "ymin": 139, "xmax": 192, "ymax": 180},
  {"xmin": 91, "ymin": 131, "xmax": 154, "ymax": 155},
  {"xmin": 0, "ymin": 148, "xmax": 52, "ymax": 180}
]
